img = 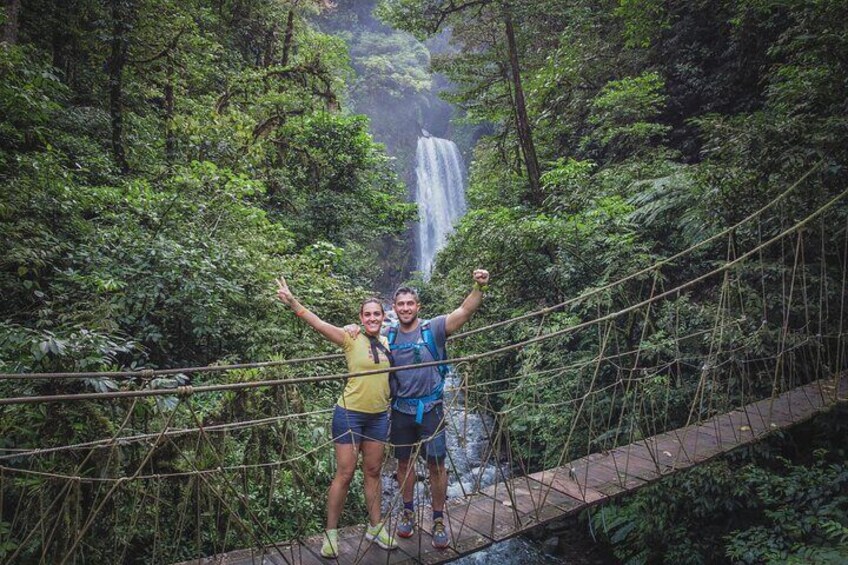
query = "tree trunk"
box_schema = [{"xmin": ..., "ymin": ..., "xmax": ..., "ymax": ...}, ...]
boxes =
[
  {"xmin": 164, "ymin": 54, "xmax": 175, "ymax": 164},
  {"xmin": 281, "ymin": 9, "xmax": 294, "ymax": 66},
  {"xmin": 262, "ymin": 22, "xmax": 278, "ymax": 67},
  {"xmin": 107, "ymin": 0, "xmax": 130, "ymax": 174},
  {"xmin": 504, "ymin": 8, "xmax": 542, "ymax": 206},
  {"xmin": 3, "ymin": 0, "xmax": 20, "ymax": 45}
]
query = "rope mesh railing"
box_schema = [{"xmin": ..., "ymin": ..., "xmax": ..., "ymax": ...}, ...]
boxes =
[{"xmin": 1, "ymin": 167, "xmax": 846, "ymax": 563}]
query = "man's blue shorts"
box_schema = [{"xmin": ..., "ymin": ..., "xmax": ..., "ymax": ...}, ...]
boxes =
[
  {"xmin": 331, "ymin": 405, "xmax": 390, "ymax": 444},
  {"xmin": 391, "ymin": 403, "xmax": 447, "ymax": 463}
]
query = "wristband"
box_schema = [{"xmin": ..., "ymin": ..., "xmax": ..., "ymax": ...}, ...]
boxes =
[
  {"xmin": 295, "ymin": 307, "xmax": 309, "ymax": 317},
  {"xmin": 473, "ymin": 281, "xmax": 488, "ymax": 293}
]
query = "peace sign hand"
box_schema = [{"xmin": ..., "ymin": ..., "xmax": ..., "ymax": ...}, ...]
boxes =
[{"xmin": 275, "ymin": 276, "xmax": 295, "ymax": 306}]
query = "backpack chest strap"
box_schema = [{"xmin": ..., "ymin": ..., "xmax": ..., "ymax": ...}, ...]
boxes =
[{"xmin": 392, "ymin": 380, "xmax": 444, "ymax": 424}]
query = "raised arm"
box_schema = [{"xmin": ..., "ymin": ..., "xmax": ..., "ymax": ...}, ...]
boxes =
[
  {"xmin": 445, "ymin": 269, "xmax": 490, "ymax": 336},
  {"xmin": 276, "ymin": 276, "xmax": 346, "ymax": 346}
]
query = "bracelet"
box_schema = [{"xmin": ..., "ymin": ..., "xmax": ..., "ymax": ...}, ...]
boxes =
[
  {"xmin": 473, "ymin": 281, "xmax": 488, "ymax": 293},
  {"xmin": 295, "ymin": 307, "xmax": 309, "ymax": 317}
]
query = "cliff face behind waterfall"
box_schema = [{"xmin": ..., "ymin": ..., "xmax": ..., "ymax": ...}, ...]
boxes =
[{"xmin": 319, "ymin": 1, "xmax": 484, "ymax": 291}]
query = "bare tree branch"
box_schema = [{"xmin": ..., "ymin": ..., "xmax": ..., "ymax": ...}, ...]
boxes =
[{"xmin": 130, "ymin": 26, "xmax": 186, "ymax": 65}]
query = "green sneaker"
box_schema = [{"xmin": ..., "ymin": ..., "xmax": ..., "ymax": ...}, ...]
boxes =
[
  {"xmin": 366, "ymin": 522, "xmax": 398, "ymax": 550},
  {"xmin": 320, "ymin": 529, "xmax": 339, "ymax": 558}
]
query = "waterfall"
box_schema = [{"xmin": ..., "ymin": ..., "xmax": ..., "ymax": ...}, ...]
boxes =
[{"xmin": 415, "ymin": 135, "xmax": 467, "ymax": 277}]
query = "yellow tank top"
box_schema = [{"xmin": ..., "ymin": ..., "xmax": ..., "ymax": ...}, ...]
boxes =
[{"xmin": 337, "ymin": 333, "xmax": 391, "ymax": 413}]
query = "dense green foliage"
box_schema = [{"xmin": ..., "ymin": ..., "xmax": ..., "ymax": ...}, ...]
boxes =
[
  {"xmin": 1, "ymin": 0, "xmax": 414, "ymax": 373},
  {"xmin": 2, "ymin": 0, "xmax": 847, "ymax": 562}
]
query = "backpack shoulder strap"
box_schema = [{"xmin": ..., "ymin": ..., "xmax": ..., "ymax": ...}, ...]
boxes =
[
  {"xmin": 386, "ymin": 323, "xmax": 399, "ymax": 348},
  {"xmin": 366, "ymin": 335, "xmax": 393, "ymax": 366},
  {"xmin": 385, "ymin": 323, "xmax": 400, "ymax": 392},
  {"xmin": 420, "ymin": 319, "xmax": 449, "ymax": 378},
  {"xmin": 419, "ymin": 320, "xmax": 440, "ymax": 360}
]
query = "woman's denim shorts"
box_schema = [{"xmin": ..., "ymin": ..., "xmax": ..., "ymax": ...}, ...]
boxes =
[{"xmin": 331, "ymin": 405, "xmax": 390, "ymax": 444}]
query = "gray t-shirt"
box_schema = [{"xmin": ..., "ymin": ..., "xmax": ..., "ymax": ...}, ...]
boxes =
[{"xmin": 387, "ymin": 315, "xmax": 448, "ymax": 415}]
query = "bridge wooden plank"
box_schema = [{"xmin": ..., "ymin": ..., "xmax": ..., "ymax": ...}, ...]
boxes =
[
  {"xmin": 674, "ymin": 426, "xmax": 727, "ymax": 462},
  {"xmin": 432, "ymin": 499, "xmax": 493, "ymax": 558},
  {"xmin": 671, "ymin": 425, "xmax": 717, "ymax": 462},
  {"xmin": 838, "ymin": 375, "xmax": 848, "ymax": 398},
  {"xmin": 580, "ymin": 450, "xmax": 660, "ymax": 488},
  {"xmin": 604, "ymin": 448, "xmax": 665, "ymax": 482},
  {"xmin": 747, "ymin": 381, "xmax": 837, "ymax": 429},
  {"xmin": 479, "ymin": 475, "xmax": 583, "ymax": 525},
  {"xmin": 384, "ymin": 518, "xmax": 450, "ymax": 564},
  {"xmin": 388, "ymin": 513, "xmax": 464, "ymax": 565},
  {"xmin": 815, "ymin": 376, "xmax": 848, "ymax": 402},
  {"xmin": 526, "ymin": 466, "xmax": 606, "ymax": 504},
  {"xmin": 569, "ymin": 455, "xmax": 625, "ymax": 496},
  {"xmin": 724, "ymin": 411, "xmax": 762, "ymax": 443},
  {"xmin": 391, "ymin": 539, "xmax": 459, "ymax": 565},
  {"xmin": 786, "ymin": 381, "xmax": 828, "ymax": 406},
  {"xmin": 749, "ymin": 394, "xmax": 812, "ymax": 424},
  {"xmin": 176, "ymin": 542, "xmax": 325, "ymax": 565},
  {"xmin": 612, "ymin": 442, "xmax": 660, "ymax": 465},
  {"xmin": 298, "ymin": 533, "xmax": 340, "ymax": 564},
  {"xmin": 799, "ymin": 383, "xmax": 830, "ymax": 408},
  {"xmin": 689, "ymin": 422, "xmax": 741, "ymax": 457},
  {"xmin": 327, "ymin": 525, "xmax": 417, "ymax": 565},
  {"xmin": 512, "ymin": 477, "xmax": 584, "ymax": 529},
  {"xmin": 734, "ymin": 406, "xmax": 775, "ymax": 436},
  {"xmin": 745, "ymin": 405, "xmax": 783, "ymax": 427},
  {"xmin": 748, "ymin": 398, "xmax": 795, "ymax": 423},
  {"xmin": 512, "ymin": 475, "xmax": 585, "ymax": 514},
  {"xmin": 618, "ymin": 442, "xmax": 696, "ymax": 480},
  {"xmin": 639, "ymin": 431, "xmax": 695, "ymax": 470},
  {"xmin": 675, "ymin": 424, "xmax": 731, "ymax": 463},
  {"xmin": 451, "ymin": 491, "xmax": 526, "ymax": 541},
  {"xmin": 275, "ymin": 544, "xmax": 327, "ymax": 565},
  {"xmin": 702, "ymin": 412, "xmax": 748, "ymax": 448}
]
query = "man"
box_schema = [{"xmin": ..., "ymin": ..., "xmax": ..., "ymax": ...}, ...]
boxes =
[{"xmin": 351, "ymin": 268, "xmax": 490, "ymax": 549}]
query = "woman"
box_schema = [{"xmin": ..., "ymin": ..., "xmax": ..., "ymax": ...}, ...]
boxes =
[{"xmin": 275, "ymin": 276, "xmax": 397, "ymax": 558}]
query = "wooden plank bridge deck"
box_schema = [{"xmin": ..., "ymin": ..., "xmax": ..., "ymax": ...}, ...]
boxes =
[{"xmin": 179, "ymin": 377, "xmax": 847, "ymax": 565}]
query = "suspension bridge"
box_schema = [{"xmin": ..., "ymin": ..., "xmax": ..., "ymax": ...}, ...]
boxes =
[
  {"xmin": 168, "ymin": 376, "xmax": 845, "ymax": 565},
  {"xmin": 1, "ymin": 165, "xmax": 846, "ymax": 564}
]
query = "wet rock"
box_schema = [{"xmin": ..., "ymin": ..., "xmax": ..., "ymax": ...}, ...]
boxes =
[{"xmin": 542, "ymin": 536, "xmax": 560, "ymax": 555}]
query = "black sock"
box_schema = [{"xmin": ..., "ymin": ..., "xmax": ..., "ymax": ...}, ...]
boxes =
[
  {"xmin": 404, "ymin": 501, "xmax": 414, "ymax": 512},
  {"xmin": 433, "ymin": 510, "xmax": 443, "ymax": 521}
]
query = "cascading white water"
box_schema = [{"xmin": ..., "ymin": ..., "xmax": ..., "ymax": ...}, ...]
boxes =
[{"xmin": 415, "ymin": 135, "xmax": 467, "ymax": 277}]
